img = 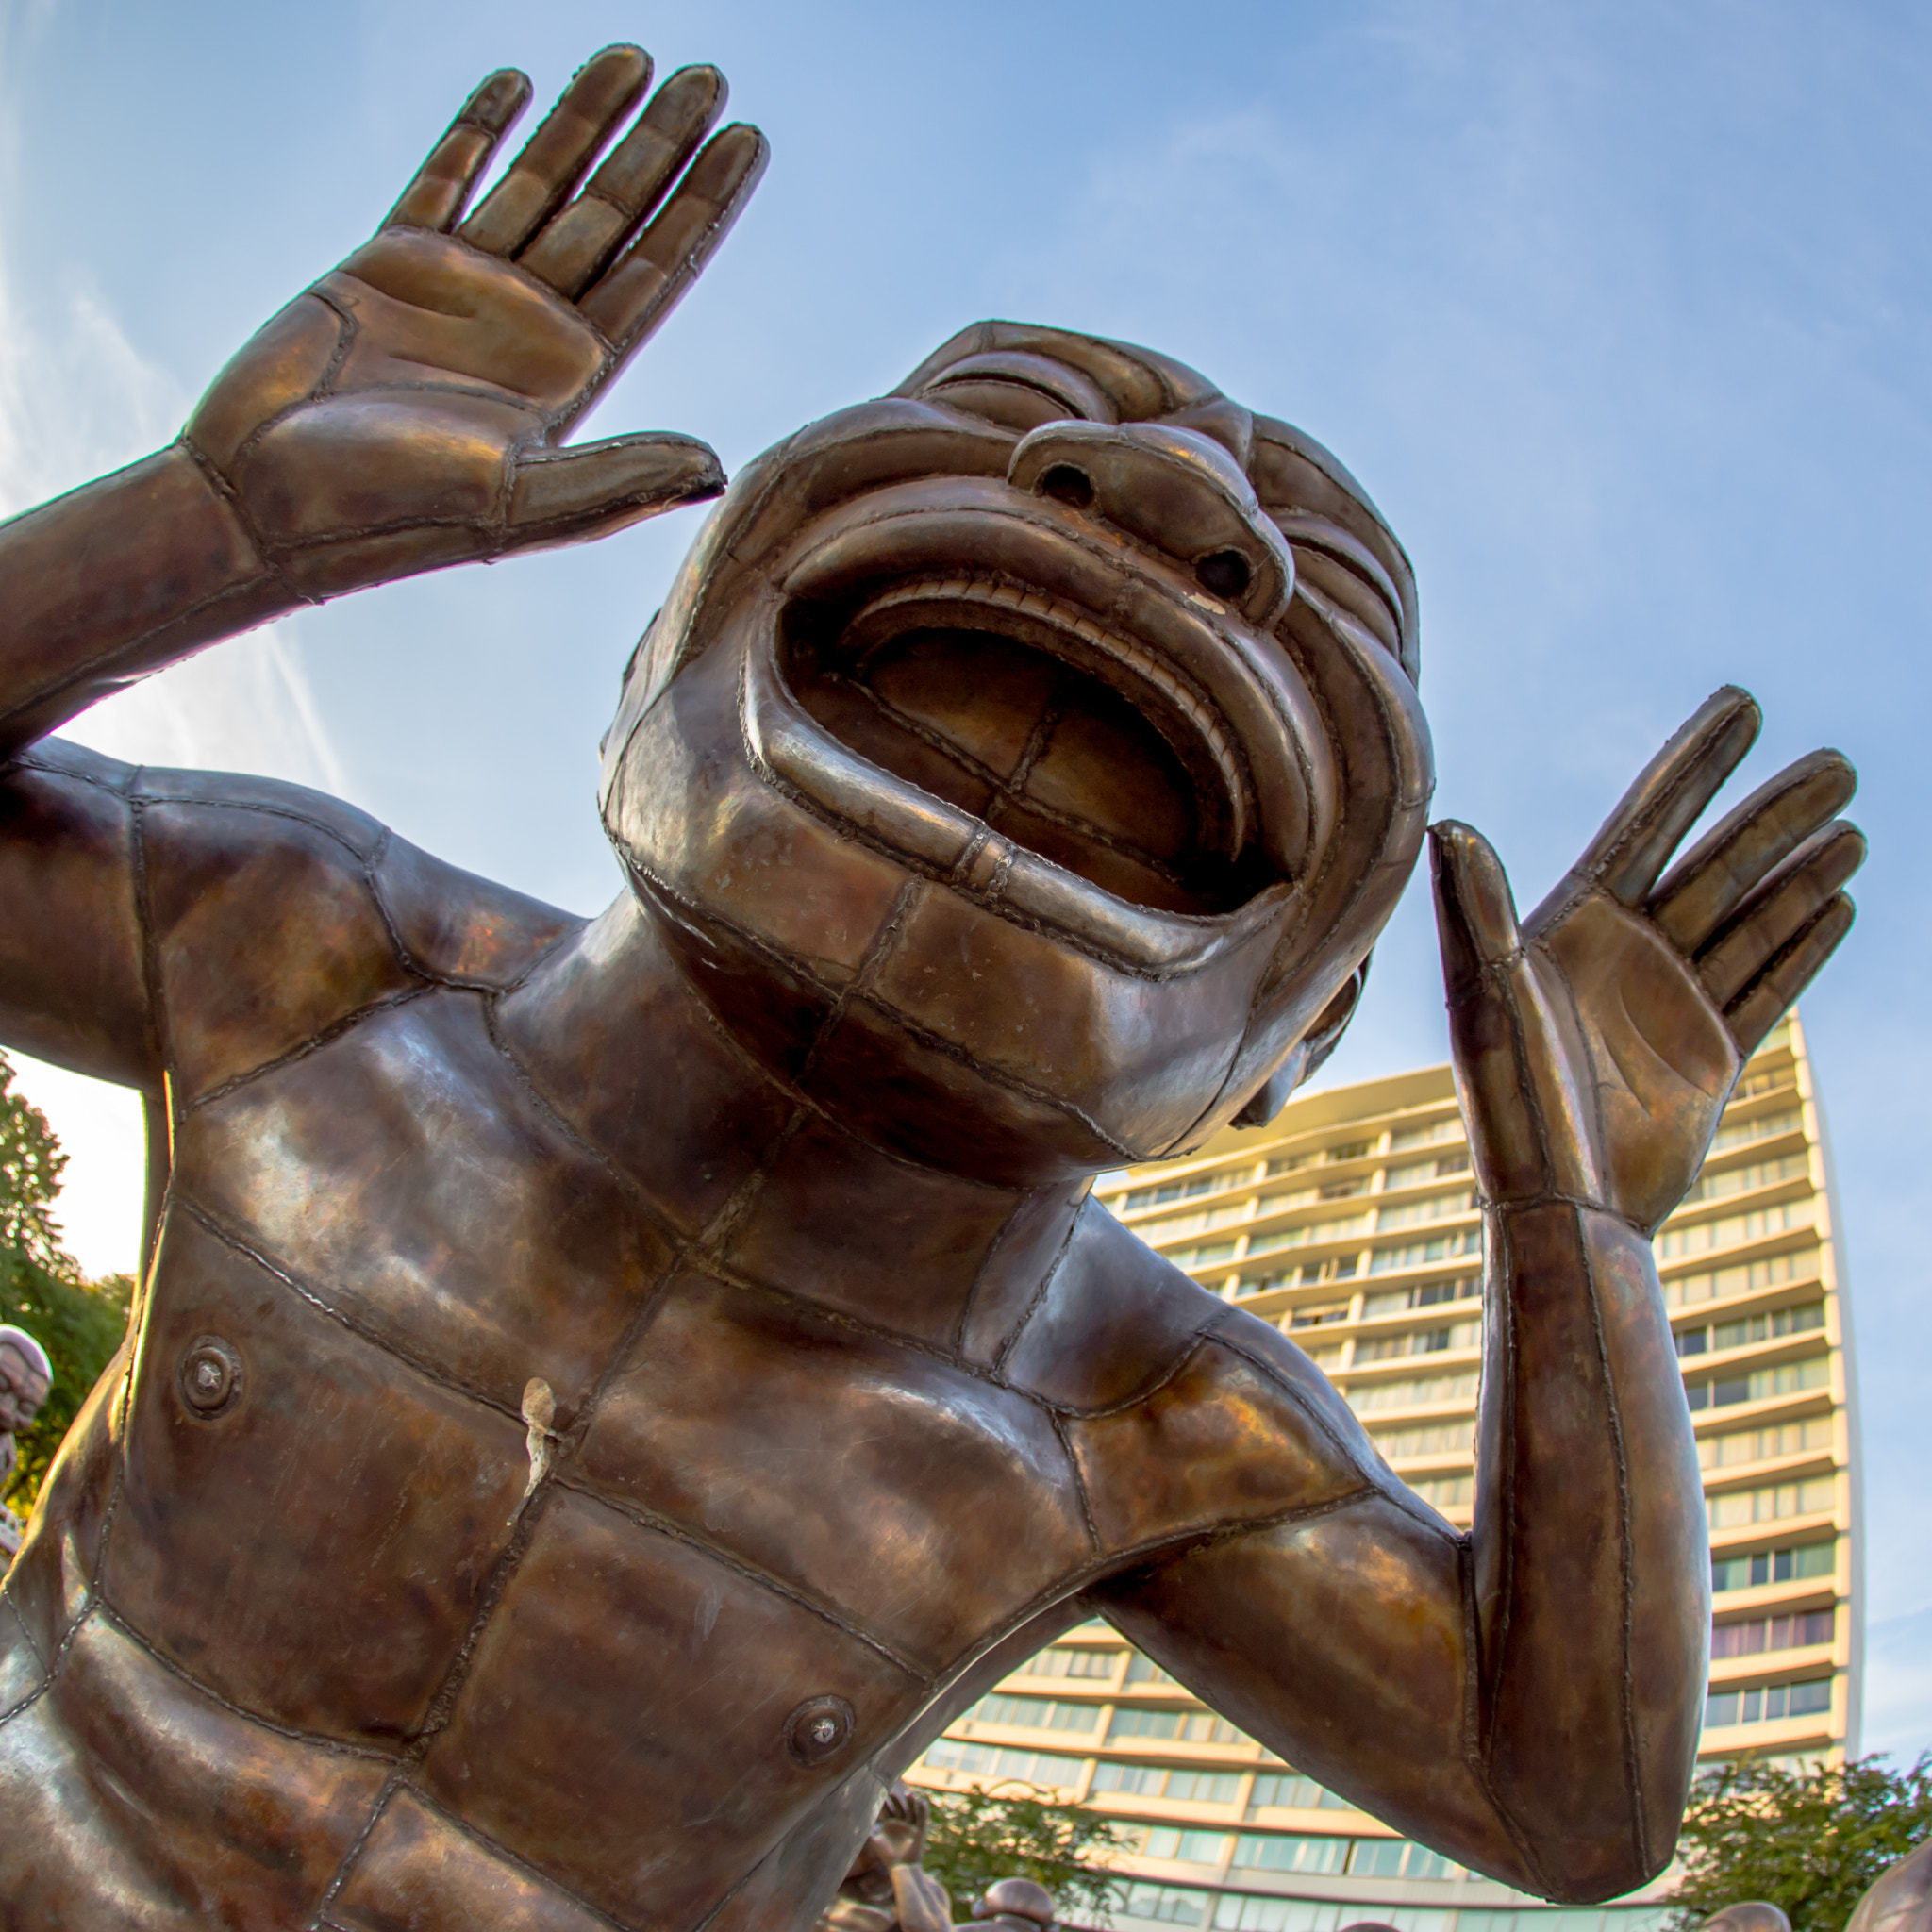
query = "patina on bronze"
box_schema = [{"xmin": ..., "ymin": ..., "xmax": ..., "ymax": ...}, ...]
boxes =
[{"xmin": 0, "ymin": 42, "xmax": 1865, "ymax": 1932}]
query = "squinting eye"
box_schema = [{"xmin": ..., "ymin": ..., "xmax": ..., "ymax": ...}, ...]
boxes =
[{"xmin": 923, "ymin": 377, "xmax": 1077, "ymax": 433}]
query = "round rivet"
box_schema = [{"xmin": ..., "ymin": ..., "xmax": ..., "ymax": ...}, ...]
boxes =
[
  {"xmin": 785, "ymin": 1693, "xmax": 856, "ymax": 1766},
  {"xmin": 177, "ymin": 1337, "xmax": 242, "ymax": 1419}
]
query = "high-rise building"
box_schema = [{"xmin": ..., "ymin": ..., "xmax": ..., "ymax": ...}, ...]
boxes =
[{"xmin": 908, "ymin": 1011, "xmax": 1859, "ymax": 1932}]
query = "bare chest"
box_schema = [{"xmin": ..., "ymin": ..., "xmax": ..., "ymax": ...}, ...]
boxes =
[{"xmin": 94, "ymin": 990, "xmax": 1093, "ymax": 1923}]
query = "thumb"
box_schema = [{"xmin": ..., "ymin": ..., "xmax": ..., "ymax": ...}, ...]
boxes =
[
  {"xmin": 504, "ymin": 432, "xmax": 725, "ymax": 550},
  {"xmin": 1429, "ymin": 820, "xmax": 1522, "ymax": 1002}
]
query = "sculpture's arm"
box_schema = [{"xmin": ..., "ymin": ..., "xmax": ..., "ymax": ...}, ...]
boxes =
[
  {"xmin": 1097, "ymin": 691, "xmax": 1864, "ymax": 1903},
  {"xmin": 0, "ymin": 45, "xmax": 764, "ymax": 759}
]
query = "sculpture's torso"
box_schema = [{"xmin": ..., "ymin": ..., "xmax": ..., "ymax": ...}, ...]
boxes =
[{"xmin": 0, "ymin": 756, "xmax": 1382, "ymax": 1931}]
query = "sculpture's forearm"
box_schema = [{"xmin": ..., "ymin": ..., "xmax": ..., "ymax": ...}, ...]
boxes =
[
  {"xmin": 0, "ymin": 445, "xmax": 295, "ymax": 758},
  {"xmin": 1473, "ymin": 1200, "xmax": 1708, "ymax": 1899}
]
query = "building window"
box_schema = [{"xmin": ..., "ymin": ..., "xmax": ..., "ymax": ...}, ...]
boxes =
[
  {"xmin": 920, "ymin": 1740, "xmax": 1086, "ymax": 1790},
  {"xmin": 1133, "ymin": 1828, "xmax": 1232, "ymax": 1865},
  {"xmin": 1119, "ymin": 1883, "xmax": 1210, "ymax": 1925},
  {"xmin": 1024, "ymin": 1648, "xmax": 1117, "ymax": 1680},
  {"xmin": 1247, "ymin": 1772, "xmax": 1349, "ymax": 1813},
  {"xmin": 1165, "ymin": 1242, "xmax": 1238, "ymax": 1271},
  {"xmin": 1656, "ymin": 1200, "xmax": 1813, "ymax": 1260},
  {"xmin": 1707, "ymin": 1478, "xmax": 1835, "ymax": 1531},
  {"xmin": 1712, "ymin": 1609, "xmax": 1834, "ymax": 1657},
  {"xmin": 1374, "ymin": 1191, "xmax": 1476, "ymax": 1234},
  {"xmin": 1673, "ymin": 1302, "xmax": 1824, "ymax": 1358},
  {"xmin": 1708, "ymin": 1107, "xmax": 1802, "ymax": 1154},
  {"xmin": 1248, "ymin": 1216, "xmax": 1371, "ymax": 1257},
  {"xmin": 1228, "ymin": 1834, "xmax": 1351, "ymax": 1874},
  {"xmin": 1412, "ymin": 1475, "xmax": 1474, "ymax": 1508},
  {"xmin": 1348, "ymin": 1839, "xmax": 1457, "ymax": 1879},
  {"xmin": 1372, "ymin": 1420, "xmax": 1477, "ymax": 1460},
  {"xmin": 1699, "ymin": 1417, "xmax": 1833, "ymax": 1470},
  {"xmin": 1704, "ymin": 1677, "xmax": 1834, "ymax": 1727},
  {"xmin": 1664, "ymin": 1249, "xmax": 1810, "ymax": 1310},
  {"xmin": 1123, "ymin": 1169, "xmax": 1256, "ymax": 1213},
  {"xmin": 966, "ymin": 1694, "xmax": 1101, "ymax": 1734},
  {"xmin": 1355, "ymin": 1320, "xmax": 1479, "ymax": 1363},
  {"xmin": 1390, "ymin": 1115, "xmax": 1461, "ymax": 1151},
  {"xmin": 1711, "ymin": 1541, "xmax": 1834, "ymax": 1592},
  {"xmin": 1369, "ymin": 1230, "xmax": 1481, "ymax": 1274},
  {"xmin": 1345, "ymin": 1372, "xmax": 1479, "ymax": 1414},
  {"xmin": 1678, "ymin": 1153, "xmax": 1809, "ymax": 1208},
  {"xmin": 1111, "ymin": 1707, "xmax": 1245, "ymax": 1744},
  {"xmin": 1361, "ymin": 1276, "xmax": 1479, "ymax": 1319},
  {"xmin": 1686, "ymin": 1355, "xmax": 1829, "ymax": 1410}
]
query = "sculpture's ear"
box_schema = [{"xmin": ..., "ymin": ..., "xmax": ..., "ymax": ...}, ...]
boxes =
[{"xmin": 1231, "ymin": 957, "xmax": 1371, "ymax": 1128}]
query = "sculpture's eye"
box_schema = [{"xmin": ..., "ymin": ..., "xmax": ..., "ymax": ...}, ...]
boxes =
[
  {"xmin": 925, "ymin": 376, "xmax": 1075, "ymax": 433},
  {"xmin": 917, "ymin": 350, "xmax": 1112, "ymax": 435}
]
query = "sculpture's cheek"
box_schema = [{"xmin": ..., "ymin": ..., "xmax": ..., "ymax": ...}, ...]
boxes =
[{"xmin": 417, "ymin": 1486, "xmax": 924, "ymax": 1929}]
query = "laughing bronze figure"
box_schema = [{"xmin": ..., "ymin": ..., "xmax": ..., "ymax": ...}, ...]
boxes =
[{"xmin": 0, "ymin": 42, "xmax": 1864, "ymax": 1932}]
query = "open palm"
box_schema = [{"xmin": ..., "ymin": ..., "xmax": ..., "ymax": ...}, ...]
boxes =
[
  {"xmin": 182, "ymin": 47, "xmax": 766, "ymax": 599},
  {"xmin": 1432, "ymin": 689, "xmax": 1863, "ymax": 1233}
]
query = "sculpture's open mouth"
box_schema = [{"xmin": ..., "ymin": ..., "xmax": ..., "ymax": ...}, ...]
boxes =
[
  {"xmin": 729, "ymin": 485, "xmax": 1333, "ymax": 973},
  {"xmin": 780, "ymin": 574, "xmax": 1273, "ymax": 917}
]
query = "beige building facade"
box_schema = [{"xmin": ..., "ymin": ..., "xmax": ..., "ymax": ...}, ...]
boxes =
[{"xmin": 908, "ymin": 1012, "xmax": 1860, "ymax": 1932}]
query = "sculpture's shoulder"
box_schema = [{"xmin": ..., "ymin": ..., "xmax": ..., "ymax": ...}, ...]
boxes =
[
  {"xmin": 130, "ymin": 760, "xmax": 579, "ymax": 1103},
  {"xmin": 1003, "ymin": 1200, "xmax": 1391, "ymax": 1557},
  {"xmin": 998, "ymin": 1199, "xmax": 1225, "ymax": 1412}
]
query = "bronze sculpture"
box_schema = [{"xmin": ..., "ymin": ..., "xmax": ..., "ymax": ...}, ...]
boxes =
[
  {"xmin": 0, "ymin": 42, "xmax": 1866, "ymax": 1931},
  {"xmin": 0, "ymin": 1324, "xmax": 52, "ymax": 1562}
]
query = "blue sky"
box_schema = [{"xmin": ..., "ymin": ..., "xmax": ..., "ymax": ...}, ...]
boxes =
[{"xmin": 1, "ymin": 0, "xmax": 1928, "ymax": 1763}]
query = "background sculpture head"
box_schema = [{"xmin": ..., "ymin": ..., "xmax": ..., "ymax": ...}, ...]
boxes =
[
  {"xmin": 599, "ymin": 322, "xmax": 1433, "ymax": 1186},
  {"xmin": 0, "ymin": 1324, "xmax": 50, "ymax": 1436}
]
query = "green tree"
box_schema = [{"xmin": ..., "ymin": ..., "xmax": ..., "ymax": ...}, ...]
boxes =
[
  {"xmin": 0, "ymin": 1051, "xmax": 132, "ymax": 1510},
  {"xmin": 923, "ymin": 1784, "xmax": 1130, "ymax": 1925},
  {"xmin": 1670, "ymin": 1756, "xmax": 1932, "ymax": 1932}
]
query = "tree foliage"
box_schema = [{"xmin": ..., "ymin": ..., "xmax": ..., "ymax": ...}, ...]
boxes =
[
  {"xmin": 923, "ymin": 1785, "xmax": 1130, "ymax": 1924},
  {"xmin": 0, "ymin": 1052, "xmax": 132, "ymax": 1510},
  {"xmin": 1670, "ymin": 1756, "xmax": 1932, "ymax": 1932}
]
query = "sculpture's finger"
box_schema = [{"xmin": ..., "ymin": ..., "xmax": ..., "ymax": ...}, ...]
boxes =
[
  {"xmin": 1430, "ymin": 823, "xmax": 1576, "ymax": 1202},
  {"xmin": 504, "ymin": 432, "xmax": 724, "ymax": 549},
  {"xmin": 382, "ymin": 69, "xmax": 532, "ymax": 234},
  {"xmin": 1723, "ymin": 893, "xmax": 1856, "ymax": 1058},
  {"xmin": 1559, "ymin": 687, "xmax": 1761, "ymax": 910},
  {"xmin": 1651, "ymin": 749, "xmax": 1857, "ymax": 952},
  {"xmin": 519, "ymin": 66, "xmax": 727, "ymax": 299},
  {"xmin": 577, "ymin": 123, "xmax": 768, "ymax": 353},
  {"xmin": 458, "ymin": 45, "xmax": 653, "ymax": 258},
  {"xmin": 1429, "ymin": 820, "xmax": 1523, "ymax": 1001},
  {"xmin": 1695, "ymin": 823, "xmax": 1866, "ymax": 1008}
]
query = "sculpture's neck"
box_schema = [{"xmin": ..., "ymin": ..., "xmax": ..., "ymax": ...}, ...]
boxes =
[{"xmin": 496, "ymin": 896, "xmax": 1088, "ymax": 1356}]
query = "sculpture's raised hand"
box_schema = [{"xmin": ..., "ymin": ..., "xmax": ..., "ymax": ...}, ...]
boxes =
[
  {"xmin": 183, "ymin": 46, "xmax": 766, "ymax": 599},
  {"xmin": 1430, "ymin": 689, "xmax": 1863, "ymax": 1232}
]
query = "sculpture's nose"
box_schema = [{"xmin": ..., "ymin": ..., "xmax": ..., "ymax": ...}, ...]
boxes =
[{"xmin": 1007, "ymin": 419, "xmax": 1294, "ymax": 628}]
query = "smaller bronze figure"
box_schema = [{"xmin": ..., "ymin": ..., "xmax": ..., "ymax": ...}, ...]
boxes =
[
  {"xmin": 1699, "ymin": 1907, "xmax": 1793, "ymax": 1932},
  {"xmin": 1849, "ymin": 1841, "xmax": 1932, "ymax": 1932},
  {"xmin": 821, "ymin": 1784, "xmax": 954, "ymax": 1932},
  {"xmin": 0, "ymin": 1324, "xmax": 51, "ymax": 1561},
  {"xmin": 958, "ymin": 1877, "xmax": 1058, "ymax": 1932}
]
